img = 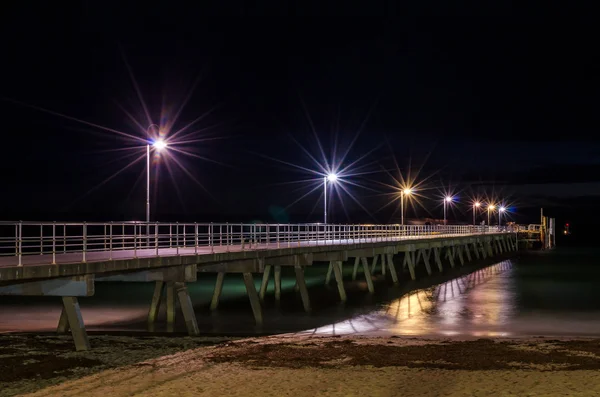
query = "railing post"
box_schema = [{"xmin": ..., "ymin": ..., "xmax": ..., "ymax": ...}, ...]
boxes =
[
  {"xmin": 17, "ymin": 221, "xmax": 22, "ymax": 266},
  {"xmin": 64, "ymin": 224, "xmax": 67, "ymax": 253},
  {"xmin": 210, "ymin": 223, "xmax": 214, "ymax": 253},
  {"xmin": 277, "ymin": 224, "xmax": 280, "ymax": 248},
  {"xmin": 109, "ymin": 222, "xmax": 113, "ymax": 260},
  {"xmin": 40, "ymin": 224, "xmax": 43, "ymax": 255},
  {"xmin": 134, "ymin": 223, "xmax": 137, "ymax": 258},
  {"xmin": 52, "ymin": 222, "xmax": 56, "ymax": 264},
  {"xmin": 82, "ymin": 222, "xmax": 87, "ymax": 263},
  {"xmin": 104, "ymin": 224, "xmax": 107, "ymax": 250},
  {"xmin": 176, "ymin": 222, "xmax": 180, "ymax": 255},
  {"xmin": 226, "ymin": 223, "xmax": 230, "ymax": 252},
  {"xmin": 194, "ymin": 222, "xmax": 198, "ymax": 254},
  {"xmin": 183, "ymin": 224, "xmax": 187, "ymax": 248},
  {"xmin": 169, "ymin": 224, "xmax": 173, "ymax": 248},
  {"xmin": 155, "ymin": 222, "xmax": 159, "ymax": 256}
]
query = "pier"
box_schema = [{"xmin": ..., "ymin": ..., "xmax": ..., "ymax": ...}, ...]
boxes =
[{"xmin": 0, "ymin": 222, "xmax": 530, "ymax": 350}]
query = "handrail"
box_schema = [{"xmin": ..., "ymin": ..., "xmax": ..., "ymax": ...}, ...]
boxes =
[{"xmin": 0, "ymin": 222, "xmax": 526, "ymax": 267}]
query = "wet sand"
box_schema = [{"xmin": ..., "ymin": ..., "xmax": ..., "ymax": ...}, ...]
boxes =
[{"xmin": 4, "ymin": 334, "xmax": 600, "ymax": 396}]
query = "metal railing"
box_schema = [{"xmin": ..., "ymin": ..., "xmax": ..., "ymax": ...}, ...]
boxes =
[{"xmin": 0, "ymin": 221, "xmax": 515, "ymax": 267}]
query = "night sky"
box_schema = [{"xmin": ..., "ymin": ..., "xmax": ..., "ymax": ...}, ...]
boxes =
[{"xmin": 1, "ymin": 7, "xmax": 598, "ymax": 230}]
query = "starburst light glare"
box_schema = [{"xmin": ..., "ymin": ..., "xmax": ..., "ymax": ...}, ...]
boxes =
[{"xmin": 153, "ymin": 139, "xmax": 167, "ymax": 151}]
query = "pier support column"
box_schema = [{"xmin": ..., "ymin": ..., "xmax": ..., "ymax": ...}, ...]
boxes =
[
  {"xmin": 464, "ymin": 244, "xmax": 472, "ymax": 262},
  {"xmin": 421, "ymin": 249, "xmax": 432, "ymax": 275},
  {"xmin": 294, "ymin": 265, "xmax": 311, "ymax": 313},
  {"xmin": 147, "ymin": 281, "xmax": 165, "ymax": 329},
  {"xmin": 386, "ymin": 253, "xmax": 399, "ymax": 284},
  {"xmin": 433, "ymin": 247, "xmax": 443, "ymax": 272},
  {"xmin": 480, "ymin": 242, "xmax": 488, "ymax": 258},
  {"xmin": 445, "ymin": 247, "xmax": 456, "ymax": 268},
  {"xmin": 332, "ymin": 260, "xmax": 347, "ymax": 302},
  {"xmin": 471, "ymin": 242, "xmax": 480, "ymax": 259},
  {"xmin": 325, "ymin": 262, "xmax": 333, "ymax": 285},
  {"xmin": 274, "ymin": 265, "xmax": 282, "ymax": 301},
  {"xmin": 210, "ymin": 272, "xmax": 225, "ymax": 310},
  {"xmin": 370, "ymin": 255, "xmax": 379, "ymax": 274},
  {"xmin": 457, "ymin": 246, "xmax": 465, "ymax": 266},
  {"xmin": 380, "ymin": 254, "xmax": 387, "ymax": 276},
  {"xmin": 242, "ymin": 272, "xmax": 263, "ymax": 326},
  {"xmin": 166, "ymin": 282, "xmax": 176, "ymax": 332},
  {"xmin": 404, "ymin": 252, "xmax": 416, "ymax": 280},
  {"xmin": 174, "ymin": 282, "xmax": 199, "ymax": 336},
  {"xmin": 57, "ymin": 306, "xmax": 70, "ymax": 333},
  {"xmin": 360, "ymin": 257, "xmax": 375, "ymax": 293},
  {"xmin": 351, "ymin": 257, "xmax": 360, "ymax": 281},
  {"xmin": 416, "ymin": 250, "xmax": 423, "ymax": 267},
  {"xmin": 60, "ymin": 297, "xmax": 90, "ymax": 351},
  {"xmin": 259, "ymin": 265, "xmax": 272, "ymax": 301},
  {"xmin": 487, "ymin": 241, "xmax": 494, "ymax": 257}
]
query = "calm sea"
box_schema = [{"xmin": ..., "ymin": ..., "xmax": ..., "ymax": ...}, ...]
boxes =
[{"xmin": 1, "ymin": 246, "xmax": 599, "ymax": 338}]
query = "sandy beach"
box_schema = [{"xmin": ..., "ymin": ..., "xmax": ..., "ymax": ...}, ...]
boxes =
[{"xmin": 3, "ymin": 334, "xmax": 600, "ymax": 396}]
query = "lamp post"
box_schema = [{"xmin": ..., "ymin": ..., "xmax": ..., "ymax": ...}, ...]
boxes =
[
  {"xmin": 146, "ymin": 138, "xmax": 167, "ymax": 223},
  {"xmin": 473, "ymin": 201, "xmax": 481, "ymax": 225},
  {"xmin": 499, "ymin": 206, "xmax": 506, "ymax": 226},
  {"xmin": 444, "ymin": 196, "xmax": 453, "ymax": 225},
  {"xmin": 401, "ymin": 188, "xmax": 412, "ymax": 225},
  {"xmin": 324, "ymin": 173, "xmax": 337, "ymax": 224},
  {"xmin": 487, "ymin": 204, "xmax": 496, "ymax": 227}
]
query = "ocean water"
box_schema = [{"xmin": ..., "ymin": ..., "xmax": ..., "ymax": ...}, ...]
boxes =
[{"xmin": 1, "ymin": 247, "xmax": 599, "ymax": 338}]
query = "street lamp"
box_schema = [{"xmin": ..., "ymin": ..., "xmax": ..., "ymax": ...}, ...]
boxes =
[
  {"xmin": 487, "ymin": 204, "xmax": 496, "ymax": 227},
  {"xmin": 499, "ymin": 206, "xmax": 506, "ymax": 226},
  {"xmin": 444, "ymin": 196, "xmax": 453, "ymax": 225},
  {"xmin": 324, "ymin": 173, "xmax": 337, "ymax": 224},
  {"xmin": 146, "ymin": 137, "xmax": 167, "ymax": 223},
  {"xmin": 473, "ymin": 201, "xmax": 481, "ymax": 225},
  {"xmin": 401, "ymin": 188, "xmax": 412, "ymax": 225}
]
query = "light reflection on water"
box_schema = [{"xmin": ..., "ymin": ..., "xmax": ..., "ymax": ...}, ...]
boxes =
[{"xmin": 297, "ymin": 261, "xmax": 519, "ymax": 337}]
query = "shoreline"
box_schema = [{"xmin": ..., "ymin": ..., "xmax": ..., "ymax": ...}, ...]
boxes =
[{"xmin": 2, "ymin": 333, "xmax": 600, "ymax": 396}]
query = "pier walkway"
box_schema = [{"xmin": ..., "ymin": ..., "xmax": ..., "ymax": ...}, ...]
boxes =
[{"xmin": 0, "ymin": 221, "xmax": 523, "ymax": 350}]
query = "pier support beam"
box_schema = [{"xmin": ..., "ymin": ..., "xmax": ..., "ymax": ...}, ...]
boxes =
[
  {"xmin": 421, "ymin": 249, "xmax": 432, "ymax": 275},
  {"xmin": 360, "ymin": 257, "xmax": 375, "ymax": 293},
  {"xmin": 274, "ymin": 265, "xmax": 282, "ymax": 301},
  {"xmin": 379, "ymin": 254, "xmax": 386, "ymax": 276},
  {"xmin": 242, "ymin": 272, "xmax": 263, "ymax": 326},
  {"xmin": 147, "ymin": 281, "xmax": 165, "ymax": 328},
  {"xmin": 210, "ymin": 272, "xmax": 225, "ymax": 310},
  {"xmin": 457, "ymin": 246, "xmax": 465, "ymax": 266},
  {"xmin": 433, "ymin": 247, "xmax": 443, "ymax": 272},
  {"xmin": 293, "ymin": 265, "xmax": 311, "ymax": 313},
  {"xmin": 370, "ymin": 255, "xmax": 379, "ymax": 274},
  {"xmin": 166, "ymin": 282, "xmax": 176, "ymax": 332},
  {"xmin": 445, "ymin": 247, "xmax": 456, "ymax": 268},
  {"xmin": 59, "ymin": 297, "xmax": 90, "ymax": 351},
  {"xmin": 174, "ymin": 282, "xmax": 199, "ymax": 335},
  {"xmin": 464, "ymin": 244, "xmax": 472, "ymax": 262},
  {"xmin": 403, "ymin": 252, "xmax": 416, "ymax": 280},
  {"xmin": 259, "ymin": 264, "xmax": 272, "ymax": 301},
  {"xmin": 386, "ymin": 253, "xmax": 399, "ymax": 284},
  {"xmin": 332, "ymin": 261, "xmax": 347, "ymax": 302},
  {"xmin": 472, "ymin": 242, "xmax": 480, "ymax": 259},
  {"xmin": 351, "ymin": 257, "xmax": 360, "ymax": 281},
  {"xmin": 325, "ymin": 262, "xmax": 333, "ymax": 285}
]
